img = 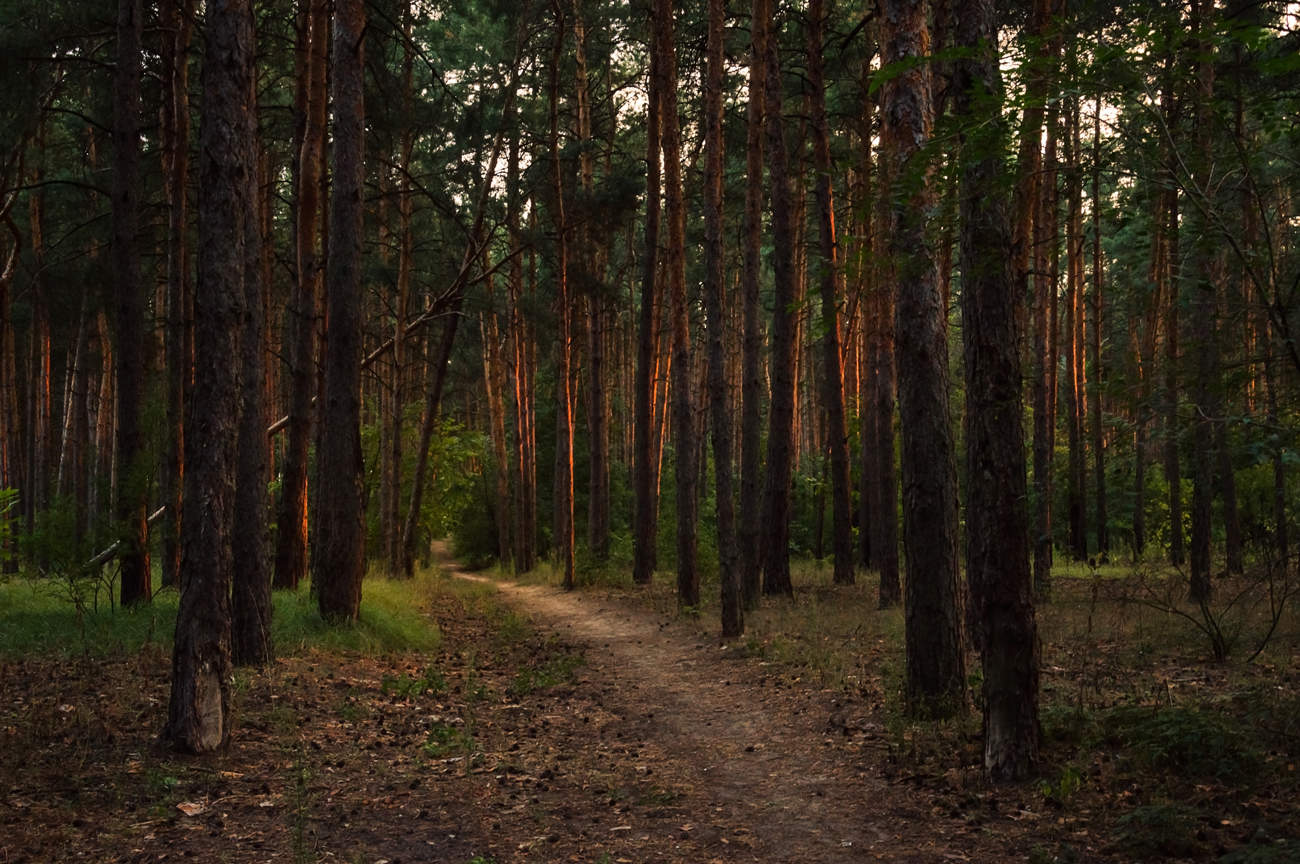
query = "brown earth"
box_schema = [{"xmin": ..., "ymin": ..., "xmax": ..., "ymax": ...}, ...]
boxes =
[{"xmin": 4, "ymin": 547, "xmax": 1295, "ymax": 863}]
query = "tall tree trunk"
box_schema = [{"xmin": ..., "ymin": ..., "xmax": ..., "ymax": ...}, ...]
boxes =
[
  {"xmin": 808, "ymin": 0, "xmax": 854, "ymax": 587},
  {"xmin": 1188, "ymin": 0, "xmax": 1215, "ymax": 605},
  {"xmin": 633, "ymin": 18, "xmax": 663, "ymax": 587},
  {"xmin": 160, "ymin": 0, "xmax": 194, "ymax": 589},
  {"xmin": 1165, "ymin": 188, "xmax": 1183, "ymax": 568},
  {"xmin": 1032, "ymin": 101, "xmax": 1059, "ymax": 591},
  {"xmin": 738, "ymin": 0, "xmax": 769, "ymax": 609},
  {"xmin": 233, "ymin": 76, "xmax": 271, "ymax": 668},
  {"xmin": 167, "ymin": 0, "xmax": 253, "ymax": 753},
  {"xmin": 1064, "ymin": 91, "xmax": 1087, "ymax": 561},
  {"xmin": 313, "ymin": 0, "xmax": 367, "ymax": 621},
  {"xmin": 481, "ymin": 264, "xmax": 512, "ymax": 567},
  {"xmin": 701, "ymin": 0, "xmax": 739, "ymax": 635},
  {"xmin": 275, "ymin": 0, "xmax": 328, "ymax": 591},
  {"xmin": 759, "ymin": 6, "xmax": 796, "ymax": 598},
  {"xmin": 879, "ymin": 0, "xmax": 965, "ymax": 718},
  {"xmin": 1089, "ymin": 95, "xmax": 1107, "ymax": 559},
  {"xmin": 955, "ymin": 0, "xmax": 1039, "ymax": 781},
  {"xmin": 571, "ymin": 0, "xmax": 609, "ymax": 565},
  {"xmin": 113, "ymin": 0, "xmax": 151, "ymax": 606},
  {"xmin": 548, "ymin": 1, "xmax": 576, "ymax": 591},
  {"xmin": 651, "ymin": 0, "xmax": 697, "ymax": 608},
  {"xmin": 386, "ymin": 8, "xmax": 415, "ymax": 576},
  {"xmin": 507, "ymin": 120, "xmax": 536, "ymax": 573}
]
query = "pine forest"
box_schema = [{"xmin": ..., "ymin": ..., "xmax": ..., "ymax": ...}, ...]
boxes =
[{"xmin": 2, "ymin": 0, "xmax": 1299, "ymax": 861}]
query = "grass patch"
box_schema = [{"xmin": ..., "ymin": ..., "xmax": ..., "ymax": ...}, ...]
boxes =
[
  {"xmin": 0, "ymin": 569, "xmax": 442, "ymax": 658},
  {"xmin": 508, "ymin": 652, "xmax": 584, "ymax": 696}
]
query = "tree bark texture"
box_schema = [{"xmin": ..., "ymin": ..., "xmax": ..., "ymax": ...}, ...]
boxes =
[
  {"xmin": 759, "ymin": 6, "xmax": 796, "ymax": 598},
  {"xmin": 954, "ymin": 0, "xmax": 1040, "ymax": 781},
  {"xmin": 275, "ymin": 0, "xmax": 328, "ymax": 591},
  {"xmin": 702, "ymin": 0, "xmax": 740, "ymax": 636},
  {"xmin": 738, "ymin": 0, "xmax": 769, "ymax": 609},
  {"xmin": 113, "ymin": 0, "xmax": 151, "ymax": 606},
  {"xmin": 878, "ymin": 0, "xmax": 966, "ymax": 717},
  {"xmin": 808, "ymin": 0, "xmax": 855, "ymax": 587},
  {"xmin": 313, "ymin": 0, "xmax": 366, "ymax": 621},
  {"xmin": 633, "ymin": 18, "xmax": 663, "ymax": 587},
  {"xmin": 651, "ymin": 0, "xmax": 698, "ymax": 608},
  {"xmin": 167, "ymin": 0, "xmax": 253, "ymax": 753},
  {"xmin": 232, "ymin": 86, "xmax": 271, "ymax": 668}
]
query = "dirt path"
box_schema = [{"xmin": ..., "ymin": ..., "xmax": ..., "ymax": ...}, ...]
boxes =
[{"xmin": 445, "ymin": 554, "xmax": 999, "ymax": 863}]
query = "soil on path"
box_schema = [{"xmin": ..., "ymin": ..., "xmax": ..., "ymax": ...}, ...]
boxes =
[
  {"xmin": 2, "ymin": 549, "xmax": 1048, "ymax": 864},
  {"xmin": 440, "ymin": 547, "xmax": 1021, "ymax": 864}
]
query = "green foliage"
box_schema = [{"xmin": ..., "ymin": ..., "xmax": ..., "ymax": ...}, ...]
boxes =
[
  {"xmin": 1039, "ymin": 763, "xmax": 1084, "ymax": 806},
  {"xmin": 423, "ymin": 720, "xmax": 476, "ymax": 759},
  {"xmin": 0, "ymin": 488, "xmax": 16, "ymax": 547},
  {"xmin": 1112, "ymin": 803, "xmax": 1204, "ymax": 859},
  {"xmin": 0, "ymin": 569, "xmax": 442, "ymax": 658},
  {"xmin": 507, "ymin": 653, "xmax": 583, "ymax": 697},
  {"xmin": 1219, "ymin": 832, "xmax": 1300, "ymax": 864},
  {"xmin": 1094, "ymin": 706, "xmax": 1263, "ymax": 784},
  {"xmin": 381, "ymin": 665, "xmax": 449, "ymax": 698}
]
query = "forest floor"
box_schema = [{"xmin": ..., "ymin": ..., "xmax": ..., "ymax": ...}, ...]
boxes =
[{"xmin": 3, "ymin": 545, "xmax": 1299, "ymax": 863}]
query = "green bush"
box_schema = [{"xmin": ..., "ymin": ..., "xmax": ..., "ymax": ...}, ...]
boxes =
[{"xmin": 1096, "ymin": 705, "xmax": 1263, "ymax": 784}]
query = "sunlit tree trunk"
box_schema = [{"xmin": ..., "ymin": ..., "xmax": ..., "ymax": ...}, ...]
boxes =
[
  {"xmin": 633, "ymin": 19, "xmax": 663, "ymax": 587},
  {"xmin": 808, "ymin": 0, "xmax": 854, "ymax": 587},
  {"xmin": 275, "ymin": 0, "xmax": 327, "ymax": 591},
  {"xmin": 1089, "ymin": 95, "xmax": 1108, "ymax": 559},
  {"xmin": 548, "ymin": 1, "xmax": 576, "ymax": 591},
  {"xmin": 650, "ymin": 0, "xmax": 697, "ymax": 607},
  {"xmin": 1064, "ymin": 90, "xmax": 1087, "ymax": 561}
]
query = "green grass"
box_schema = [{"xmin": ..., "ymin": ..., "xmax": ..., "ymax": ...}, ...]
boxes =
[{"xmin": 0, "ymin": 569, "xmax": 442, "ymax": 658}]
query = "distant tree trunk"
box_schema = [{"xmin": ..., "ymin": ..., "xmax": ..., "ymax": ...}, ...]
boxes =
[
  {"xmin": 548, "ymin": 2, "xmax": 576, "ymax": 591},
  {"xmin": 807, "ymin": 0, "xmax": 854, "ymax": 587},
  {"xmin": 879, "ymin": 0, "xmax": 965, "ymax": 718},
  {"xmin": 167, "ymin": 0, "xmax": 253, "ymax": 753},
  {"xmin": 275, "ymin": 0, "xmax": 327, "ymax": 591},
  {"xmin": 313, "ymin": 0, "xmax": 367, "ymax": 621},
  {"xmin": 572, "ymin": 0, "xmax": 609, "ymax": 565},
  {"xmin": 867, "ymin": 97, "xmax": 902, "ymax": 608},
  {"xmin": 1134, "ymin": 170, "xmax": 1167, "ymax": 559},
  {"xmin": 1032, "ymin": 101, "xmax": 1059, "ymax": 591},
  {"xmin": 1, "ymin": 209, "xmax": 20, "ymax": 572},
  {"xmin": 480, "ymin": 264, "xmax": 512, "ymax": 566},
  {"xmin": 759, "ymin": 6, "xmax": 796, "ymax": 598},
  {"xmin": 633, "ymin": 20, "xmax": 663, "ymax": 587},
  {"xmin": 387, "ymin": 10, "xmax": 415, "ymax": 576},
  {"xmin": 507, "ymin": 123, "xmax": 536, "ymax": 572},
  {"xmin": 954, "ymin": 0, "xmax": 1039, "ymax": 781},
  {"xmin": 113, "ymin": 0, "xmax": 151, "ymax": 606},
  {"xmin": 1165, "ymin": 187, "xmax": 1183, "ymax": 568},
  {"xmin": 160, "ymin": 0, "xmax": 194, "ymax": 589},
  {"xmin": 701, "ymin": 0, "xmax": 740, "ymax": 636},
  {"xmin": 1089, "ymin": 96, "xmax": 1108, "ymax": 559},
  {"xmin": 232, "ymin": 80, "xmax": 271, "ymax": 668},
  {"xmin": 1064, "ymin": 91, "xmax": 1087, "ymax": 561},
  {"xmin": 738, "ymin": 0, "xmax": 769, "ymax": 609},
  {"xmin": 651, "ymin": 0, "xmax": 697, "ymax": 608},
  {"xmin": 1188, "ymin": 0, "xmax": 1215, "ymax": 605}
]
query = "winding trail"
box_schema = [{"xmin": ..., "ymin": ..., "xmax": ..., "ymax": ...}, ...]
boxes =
[{"xmin": 441, "ymin": 550, "xmax": 988, "ymax": 863}]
